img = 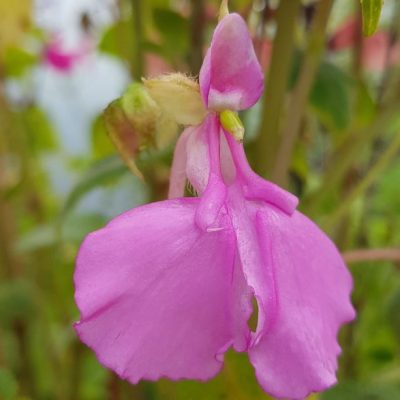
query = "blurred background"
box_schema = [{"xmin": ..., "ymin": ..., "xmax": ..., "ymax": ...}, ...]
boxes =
[{"xmin": 0, "ymin": 0, "xmax": 399, "ymax": 399}]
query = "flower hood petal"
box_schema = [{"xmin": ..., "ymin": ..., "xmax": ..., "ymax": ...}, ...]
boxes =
[{"xmin": 199, "ymin": 13, "xmax": 264, "ymax": 111}]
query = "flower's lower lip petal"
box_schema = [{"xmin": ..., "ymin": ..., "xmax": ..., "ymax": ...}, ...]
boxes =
[
  {"xmin": 168, "ymin": 127, "xmax": 193, "ymax": 199},
  {"xmin": 227, "ymin": 185, "xmax": 277, "ymax": 339},
  {"xmin": 74, "ymin": 198, "xmax": 245, "ymax": 383},
  {"xmin": 248, "ymin": 207, "xmax": 355, "ymax": 400}
]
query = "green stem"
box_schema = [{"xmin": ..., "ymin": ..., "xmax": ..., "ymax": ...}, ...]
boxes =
[
  {"xmin": 272, "ymin": 0, "xmax": 334, "ymax": 187},
  {"xmin": 324, "ymin": 130, "xmax": 400, "ymax": 229},
  {"xmin": 254, "ymin": 0, "xmax": 301, "ymax": 177}
]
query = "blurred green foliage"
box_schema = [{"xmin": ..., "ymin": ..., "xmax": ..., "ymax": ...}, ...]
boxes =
[{"xmin": 0, "ymin": 0, "xmax": 399, "ymax": 399}]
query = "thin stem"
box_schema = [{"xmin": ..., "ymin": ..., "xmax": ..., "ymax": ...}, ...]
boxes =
[
  {"xmin": 131, "ymin": 0, "xmax": 144, "ymax": 80},
  {"xmin": 377, "ymin": 1, "xmax": 400, "ymax": 103},
  {"xmin": 343, "ymin": 248, "xmax": 400, "ymax": 264},
  {"xmin": 325, "ymin": 131, "xmax": 400, "ymax": 228},
  {"xmin": 254, "ymin": 0, "xmax": 301, "ymax": 177},
  {"xmin": 352, "ymin": 1, "xmax": 363, "ymax": 79},
  {"xmin": 189, "ymin": 0, "xmax": 205, "ymax": 74},
  {"xmin": 272, "ymin": 0, "xmax": 334, "ymax": 187}
]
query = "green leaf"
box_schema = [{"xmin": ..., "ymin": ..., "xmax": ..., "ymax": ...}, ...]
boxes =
[
  {"xmin": 322, "ymin": 381, "xmax": 400, "ymax": 400},
  {"xmin": 373, "ymin": 159, "xmax": 400, "ymax": 214},
  {"xmin": 290, "ymin": 53, "xmax": 351, "ymax": 131},
  {"xmin": 360, "ymin": 0, "xmax": 383, "ymax": 37},
  {"xmin": 17, "ymin": 214, "xmax": 108, "ymax": 252},
  {"xmin": 91, "ymin": 114, "xmax": 114, "ymax": 159},
  {"xmin": 62, "ymin": 213, "xmax": 108, "ymax": 243},
  {"xmin": 310, "ymin": 61, "xmax": 351, "ymax": 131},
  {"xmin": 99, "ymin": 19, "xmax": 134, "ymax": 62},
  {"xmin": 3, "ymin": 46, "xmax": 37, "ymax": 77},
  {"xmin": 153, "ymin": 8, "xmax": 189, "ymax": 60},
  {"xmin": 387, "ymin": 288, "xmax": 400, "ymax": 342},
  {"xmin": 16, "ymin": 224, "xmax": 56, "ymax": 252},
  {"xmin": 0, "ymin": 280, "xmax": 36, "ymax": 326},
  {"xmin": 23, "ymin": 106, "xmax": 58, "ymax": 152},
  {"xmin": 352, "ymin": 81, "xmax": 376, "ymax": 130}
]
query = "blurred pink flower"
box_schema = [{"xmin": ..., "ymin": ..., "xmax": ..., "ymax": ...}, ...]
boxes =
[
  {"xmin": 74, "ymin": 12, "xmax": 355, "ymax": 400},
  {"xmin": 43, "ymin": 37, "xmax": 90, "ymax": 72},
  {"xmin": 329, "ymin": 16, "xmax": 400, "ymax": 72},
  {"xmin": 144, "ymin": 53, "xmax": 173, "ymax": 76},
  {"xmin": 256, "ymin": 37, "xmax": 273, "ymax": 71}
]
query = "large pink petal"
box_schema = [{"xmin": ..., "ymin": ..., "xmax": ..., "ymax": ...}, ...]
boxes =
[
  {"xmin": 74, "ymin": 199, "xmax": 249, "ymax": 383},
  {"xmin": 248, "ymin": 207, "xmax": 355, "ymax": 400},
  {"xmin": 199, "ymin": 13, "xmax": 264, "ymax": 111}
]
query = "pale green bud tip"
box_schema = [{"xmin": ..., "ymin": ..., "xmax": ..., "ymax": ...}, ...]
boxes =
[
  {"xmin": 219, "ymin": 0, "xmax": 229, "ymax": 21},
  {"xmin": 219, "ymin": 110, "xmax": 244, "ymax": 142}
]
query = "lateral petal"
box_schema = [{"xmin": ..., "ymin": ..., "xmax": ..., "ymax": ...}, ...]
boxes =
[
  {"xmin": 74, "ymin": 199, "xmax": 247, "ymax": 383},
  {"xmin": 168, "ymin": 128, "xmax": 193, "ymax": 199}
]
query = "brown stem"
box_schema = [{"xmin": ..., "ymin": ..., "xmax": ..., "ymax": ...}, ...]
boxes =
[
  {"xmin": 352, "ymin": 1, "xmax": 363, "ymax": 78},
  {"xmin": 343, "ymin": 248, "xmax": 400, "ymax": 264},
  {"xmin": 108, "ymin": 373, "xmax": 121, "ymax": 400},
  {"xmin": 69, "ymin": 341, "xmax": 82, "ymax": 400},
  {"xmin": 0, "ymin": 198, "xmax": 23, "ymax": 277},
  {"xmin": 131, "ymin": 0, "xmax": 144, "ymax": 80},
  {"xmin": 189, "ymin": 0, "xmax": 205, "ymax": 75},
  {"xmin": 13, "ymin": 320, "xmax": 36, "ymax": 396}
]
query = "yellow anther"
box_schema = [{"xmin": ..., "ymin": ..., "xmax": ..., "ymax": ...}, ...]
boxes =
[{"xmin": 220, "ymin": 110, "xmax": 244, "ymax": 142}]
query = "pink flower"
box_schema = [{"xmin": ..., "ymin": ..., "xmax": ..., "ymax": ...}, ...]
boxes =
[
  {"xmin": 74, "ymin": 12, "xmax": 355, "ymax": 400},
  {"xmin": 43, "ymin": 37, "xmax": 90, "ymax": 72},
  {"xmin": 329, "ymin": 16, "xmax": 400, "ymax": 72}
]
